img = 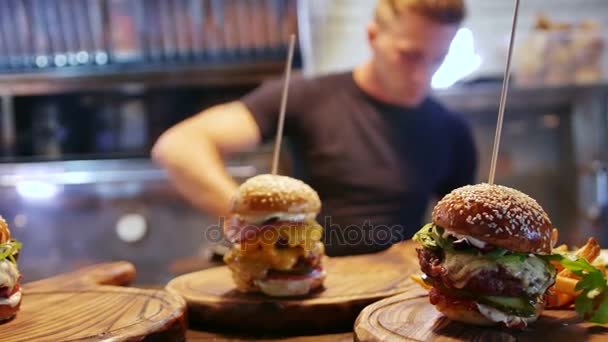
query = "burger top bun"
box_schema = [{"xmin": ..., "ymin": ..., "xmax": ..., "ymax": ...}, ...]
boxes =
[
  {"xmin": 432, "ymin": 183, "xmax": 554, "ymax": 254},
  {"xmin": 0, "ymin": 216, "xmax": 10, "ymax": 244},
  {"xmin": 230, "ymin": 174, "xmax": 321, "ymax": 215}
]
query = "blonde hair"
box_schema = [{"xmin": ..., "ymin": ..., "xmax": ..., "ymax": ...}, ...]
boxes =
[{"xmin": 375, "ymin": 0, "xmax": 466, "ymax": 26}]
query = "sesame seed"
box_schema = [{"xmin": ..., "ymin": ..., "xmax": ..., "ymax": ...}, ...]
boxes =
[{"xmin": 432, "ymin": 183, "xmax": 553, "ymax": 251}]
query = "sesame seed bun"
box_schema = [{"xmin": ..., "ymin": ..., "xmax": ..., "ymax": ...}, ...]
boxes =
[
  {"xmin": 255, "ymin": 270, "xmax": 326, "ymax": 297},
  {"xmin": 429, "ymin": 286, "xmax": 543, "ymax": 329},
  {"xmin": 230, "ymin": 174, "xmax": 321, "ymax": 216},
  {"xmin": 432, "ymin": 183, "xmax": 554, "ymax": 254},
  {"xmin": 435, "ymin": 299, "xmax": 541, "ymax": 328},
  {"xmin": 435, "ymin": 301, "xmax": 497, "ymax": 326},
  {"xmin": 0, "ymin": 216, "xmax": 10, "ymax": 244}
]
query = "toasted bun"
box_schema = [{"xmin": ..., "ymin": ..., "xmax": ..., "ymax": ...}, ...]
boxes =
[
  {"xmin": 432, "ymin": 183, "xmax": 554, "ymax": 254},
  {"xmin": 435, "ymin": 301, "xmax": 496, "ymax": 326},
  {"xmin": 0, "ymin": 216, "xmax": 10, "ymax": 244},
  {"xmin": 255, "ymin": 270, "xmax": 326, "ymax": 297},
  {"xmin": 230, "ymin": 174, "xmax": 321, "ymax": 215},
  {"xmin": 0, "ymin": 290, "xmax": 21, "ymax": 322},
  {"xmin": 433, "ymin": 293, "xmax": 542, "ymax": 329},
  {"xmin": 435, "ymin": 301, "xmax": 540, "ymax": 328}
]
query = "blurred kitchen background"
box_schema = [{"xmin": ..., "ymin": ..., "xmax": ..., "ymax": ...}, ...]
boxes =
[{"xmin": 0, "ymin": 0, "xmax": 606, "ymax": 285}]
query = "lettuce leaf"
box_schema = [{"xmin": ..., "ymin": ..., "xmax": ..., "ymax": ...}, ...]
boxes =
[
  {"xmin": 412, "ymin": 224, "xmax": 445, "ymax": 250},
  {"xmin": 0, "ymin": 240, "xmax": 21, "ymax": 265},
  {"xmin": 413, "ymin": 223, "xmax": 526, "ymax": 261}
]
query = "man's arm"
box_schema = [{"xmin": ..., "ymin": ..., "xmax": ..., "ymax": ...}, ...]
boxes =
[{"xmin": 151, "ymin": 101, "xmax": 261, "ymax": 217}]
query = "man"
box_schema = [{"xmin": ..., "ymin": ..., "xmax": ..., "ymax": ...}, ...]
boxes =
[{"xmin": 152, "ymin": 0, "xmax": 477, "ymax": 256}]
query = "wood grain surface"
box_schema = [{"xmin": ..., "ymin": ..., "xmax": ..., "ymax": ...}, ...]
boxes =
[
  {"xmin": 354, "ymin": 288, "xmax": 608, "ymax": 342},
  {"xmin": 0, "ymin": 262, "xmax": 187, "ymax": 342},
  {"xmin": 23, "ymin": 261, "xmax": 136, "ymax": 291},
  {"xmin": 186, "ymin": 330, "xmax": 354, "ymax": 342},
  {"xmin": 167, "ymin": 241, "xmax": 420, "ymax": 334}
]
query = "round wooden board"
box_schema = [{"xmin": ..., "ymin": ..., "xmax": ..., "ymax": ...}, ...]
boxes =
[
  {"xmin": 166, "ymin": 241, "xmax": 419, "ymax": 334},
  {"xmin": 186, "ymin": 330, "xmax": 354, "ymax": 342},
  {"xmin": 0, "ymin": 263, "xmax": 187, "ymax": 342},
  {"xmin": 354, "ymin": 291, "xmax": 608, "ymax": 342},
  {"xmin": 0, "ymin": 286, "xmax": 186, "ymax": 342}
]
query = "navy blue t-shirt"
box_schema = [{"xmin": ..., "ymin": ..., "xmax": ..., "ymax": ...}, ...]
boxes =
[{"xmin": 242, "ymin": 71, "xmax": 477, "ymax": 256}]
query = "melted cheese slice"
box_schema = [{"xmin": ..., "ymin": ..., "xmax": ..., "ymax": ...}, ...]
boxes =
[
  {"xmin": 224, "ymin": 221, "xmax": 325, "ymax": 290},
  {"xmin": 443, "ymin": 251, "xmax": 498, "ymax": 288},
  {"xmin": 443, "ymin": 250, "xmax": 553, "ymax": 295}
]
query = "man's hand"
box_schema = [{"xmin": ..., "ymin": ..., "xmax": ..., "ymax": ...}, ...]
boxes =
[{"xmin": 152, "ymin": 101, "xmax": 261, "ymax": 217}]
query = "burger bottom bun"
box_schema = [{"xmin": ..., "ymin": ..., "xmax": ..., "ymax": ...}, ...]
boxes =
[
  {"xmin": 435, "ymin": 298, "xmax": 540, "ymax": 328},
  {"xmin": 435, "ymin": 301, "xmax": 497, "ymax": 326},
  {"xmin": 255, "ymin": 270, "xmax": 326, "ymax": 297},
  {"xmin": 0, "ymin": 290, "xmax": 22, "ymax": 322}
]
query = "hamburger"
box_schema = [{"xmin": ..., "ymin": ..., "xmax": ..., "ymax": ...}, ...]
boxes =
[
  {"xmin": 413, "ymin": 183, "xmax": 556, "ymax": 329},
  {"xmin": 223, "ymin": 174, "xmax": 326, "ymax": 296},
  {"xmin": 0, "ymin": 216, "xmax": 22, "ymax": 322}
]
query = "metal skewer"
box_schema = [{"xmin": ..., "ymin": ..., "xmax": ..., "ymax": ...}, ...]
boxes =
[
  {"xmin": 488, "ymin": 0, "xmax": 520, "ymax": 185},
  {"xmin": 271, "ymin": 34, "xmax": 296, "ymax": 175}
]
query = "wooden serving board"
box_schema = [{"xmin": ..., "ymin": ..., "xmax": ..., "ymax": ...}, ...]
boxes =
[
  {"xmin": 0, "ymin": 262, "xmax": 187, "ymax": 342},
  {"xmin": 186, "ymin": 330, "xmax": 354, "ymax": 342},
  {"xmin": 166, "ymin": 241, "xmax": 419, "ymax": 334},
  {"xmin": 354, "ymin": 289, "xmax": 608, "ymax": 342}
]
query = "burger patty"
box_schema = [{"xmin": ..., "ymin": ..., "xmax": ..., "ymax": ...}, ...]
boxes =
[
  {"xmin": 429, "ymin": 286, "xmax": 478, "ymax": 311},
  {"xmin": 417, "ymin": 248, "xmax": 531, "ymax": 297},
  {"xmin": 267, "ymin": 253, "xmax": 322, "ymax": 276}
]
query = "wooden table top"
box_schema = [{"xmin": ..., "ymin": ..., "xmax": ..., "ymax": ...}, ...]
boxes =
[
  {"xmin": 167, "ymin": 241, "xmax": 419, "ymax": 335},
  {"xmin": 186, "ymin": 329, "xmax": 354, "ymax": 341}
]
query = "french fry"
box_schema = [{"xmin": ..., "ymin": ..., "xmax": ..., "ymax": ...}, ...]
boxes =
[
  {"xmin": 554, "ymin": 275, "xmax": 581, "ymax": 296},
  {"xmin": 576, "ymin": 237, "xmax": 601, "ymax": 263},
  {"xmin": 551, "ymin": 228, "xmax": 559, "ymax": 249},
  {"xmin": 553, "ymin": 244, "xmax": 568, "ymax": 253},
  {"xmin": 558, "ymin": 237, "xmax": 601, "ymax": 279},
  {"xmin": 411, "ymin": 274, "xmax": 432, "ymax": 290},
  {"xmin": 551, "ymin": 243, "xmax": 568, "ymax": 273},
  {"xmin": 546, "ymin": 292, "xmax": 575, "ymax": 308},
  {"xmin": 546, "ymin": 236, "xmax": 606, "ymax": 314},
  {"xmin": 551, "ymin": 260, "xmax": 565, "ymax": 273}
]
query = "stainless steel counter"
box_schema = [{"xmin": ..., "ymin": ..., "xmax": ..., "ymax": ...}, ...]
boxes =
[{"xmin": 0, "ymin": 156, "xmax": 267, "ymax": 285}]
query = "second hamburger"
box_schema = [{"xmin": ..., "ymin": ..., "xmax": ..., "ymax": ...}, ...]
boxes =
[
  {"xmin": 0, "ymin": 216, "xmax": 22, "ymax": 322},
  {"xmin": 224, "ymin": 174, "xmax": 326, "ymax": 297},
  {"xmin": 413, "ymin": 183, "xmax": 557, "ymax": 329}
]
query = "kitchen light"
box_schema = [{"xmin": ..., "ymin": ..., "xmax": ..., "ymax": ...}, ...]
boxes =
[
  {"xmin": 116, "ymin": 213, "xmax": 148, "ymax": 243},
  {"xmin": 35, "ymin": 55, "xmax": 49, "ymax": 68},
  {"xmin": 76, "ymin": 51, "xmax": 90, "ymax": 64},
  {"xmin": 95, "ymin": 52, "xmax": 109, "ymax": 65},
  {"xmin": 54, "ymin": 54, "xmax": 68, "ymax": 68},
  {"xmin": 15, "ymin": 180, "xmax": 61, "ymax": 200},
  {"xmin": 432, "ymin": 28, "xmax": 482, "ymax": 89}
]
